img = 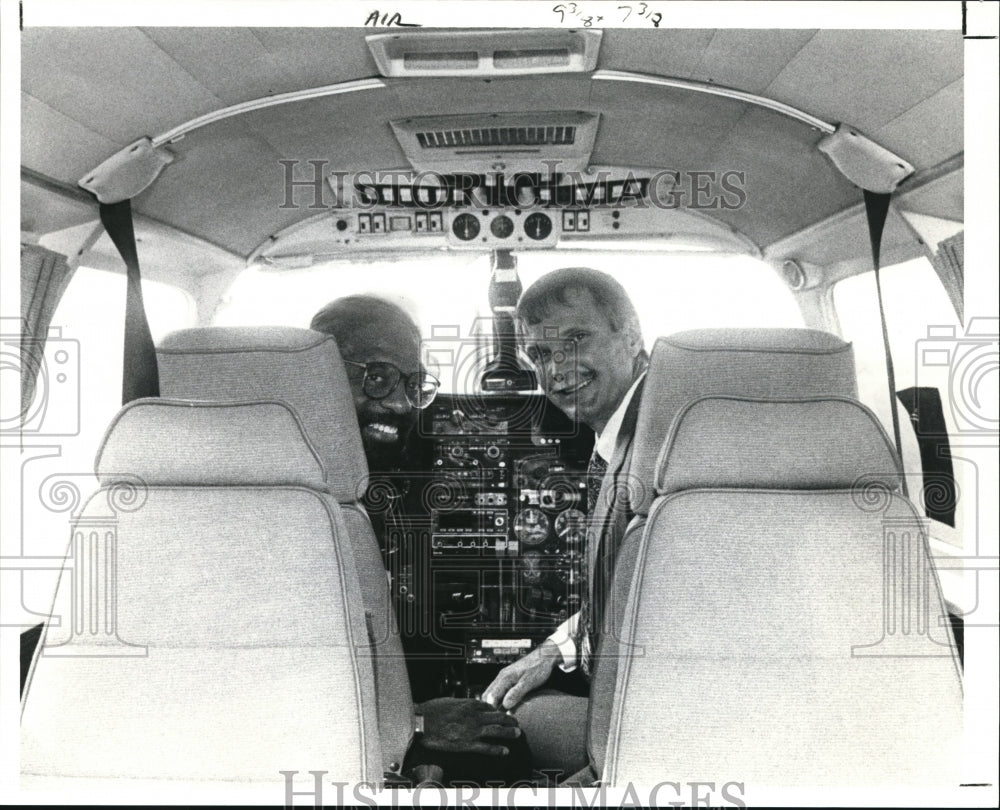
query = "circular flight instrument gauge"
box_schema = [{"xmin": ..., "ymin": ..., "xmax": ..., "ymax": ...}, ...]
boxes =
[
  {"xmin": 523, "ymin": 212, "xmax": 553, "ymax": 241},
  {"xmin": 513, "ymin": 507, "xmax": 550, "ymax": 546},
  {"xmin": 452, "ymin": 213, "xmax": 481, "ymax": 241},
  {"xmin": 554, "ymin": 509, "xmax": 587, "ymax": 539},
  {"xmin": 490, "ymin": 215, "xmax": 514, "ymax": 239}
]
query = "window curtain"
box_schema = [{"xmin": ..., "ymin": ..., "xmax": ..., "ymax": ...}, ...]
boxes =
[{"xmin": 20, "ymin": 243, "xmax": 76, "ymax": 420}]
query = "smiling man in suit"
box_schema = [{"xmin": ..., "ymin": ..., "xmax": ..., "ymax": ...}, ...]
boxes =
[{"xmin": 482, "ymin": 268, "xmax": 648, "ymax": 779}]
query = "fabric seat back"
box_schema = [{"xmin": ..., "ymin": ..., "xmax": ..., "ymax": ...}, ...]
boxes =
[
  {"xmin": 21, "ymin": 400, "xmax": 381, "ymax": 786},
  {"xmin": 157, "ymin": 326, "xmax": 413, "ymax": 774},
  {"xmin": 602, "ymin": 396, "xmax": 963, "ymax": 786},
  {"xmin": 628, "ymin": 327, "xmax": 858, "ymax": 517},
  {"xmin": 589, "ymin": 328, "xmax": 859, "ymax": 771}
]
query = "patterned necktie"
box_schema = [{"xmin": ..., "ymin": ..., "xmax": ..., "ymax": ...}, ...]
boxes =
[
  {"xmin": 579, "ymin": 448, "xmax": 609, "ymax": 675},
  {"xmin": 587, "ymin": 449, "xmax": 608, "ymax": 513}
]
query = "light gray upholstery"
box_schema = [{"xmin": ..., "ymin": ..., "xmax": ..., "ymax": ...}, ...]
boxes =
[
  {"xmin": 157, "ymin": 326, "xmax": 368, "ymax": 501},
  {"xmin": 602, "ymin": 397, "xmax": 963, "ymax": 786},
  {"xmin": 156, "ymin": 326, "xmax": 413, "ymax": 774},
  {"xmin": 21, "ymin": 403, "xmax": 382, "ymax": 784},
  {"xmin": 630, "ymin": 328, "xmax": 858, "ymax": 516},
  {"xmin": 589, "ymin": 329, "xmax": 859, "ymax": 774},
  {"xmin": 96, "ymin": 399, "xmax": 327, "ymax": 489},
  {"xmin": 655, "ymin": 395, "xmax": 902, "ymax": 494}
]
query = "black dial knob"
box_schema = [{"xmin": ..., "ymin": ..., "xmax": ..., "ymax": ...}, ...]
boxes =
[
  {"xmin": 524, "ymin": 212, "xmax": 552, "ymax": 241},
  {"xmin": 490, "ymin": 215, "xmax": 514, "ymax": 239},
  {"xmin": 452, "ymin": 213, "xmax": 480, "ymax": 241}
]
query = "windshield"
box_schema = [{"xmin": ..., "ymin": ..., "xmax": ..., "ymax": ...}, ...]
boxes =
[{"xmin": 214, "ymin": 250, "xmax": 803, "ymax": 392}]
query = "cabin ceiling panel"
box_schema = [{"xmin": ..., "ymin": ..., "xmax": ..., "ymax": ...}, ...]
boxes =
[
  {"xmin": 19, "ymin": 27, "xmax": 962, "ymax": 260},
  {"xmin": 248, "ymin": 28, "xmax": 382, "ymax": 88},
  {"xmin": 587, "ymin": 81, "xmax": 752, "ymax": 167},
  {"xmin": 21, "ymin": 28, "xmax": 222, "ymax": 146},
  {"xmin": 764, "ymin": 30, "xmax": 963, "ymax": 134},
  {"xmin": 685, "ymin": 29, "xmax": 817, "ymax": 93},
  {"xmin": 896, "ymin": 169, "xmax": 963, "ymax": 223},
  {"xmin": 83, "ymin": 225, "xmax": 238, "ymax": 283},
  {"xmin": 767, "ymin": 205, "xmax": 918, "ymax": 269},
  {"xmin": 133, "ymin": 118, "xmax": 301, "ymax": 256},
  {"xmin": 874, "ymin": 80, "xmax": 963, "ymax": 171},
  {"xmin": 21, "ymin": 93, "xmax": 119, "ymax": 184},
  {"xmin": 382, "ymin": 75, "xmax": 593, "ymax": 121},
  {"xmin": 21, "ymin": 182, "xmax": 96, "ymax": 237},
  {"xmin": 710, "ymin": 107, "xmax": 858, "ymax": 247},
  {"xmin": 140, "ymin": 28, "xmax": 307, "ymax": 105},
  {"xmin": 598, "ymin": 29, "xmax": 717, "ymax": 78},
  {"xmin": 238, "ymin": 91, "xmax": 408, "ymax": 171}
]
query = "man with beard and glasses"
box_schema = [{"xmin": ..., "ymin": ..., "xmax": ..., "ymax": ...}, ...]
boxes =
[
  {"xmin": 310, "ymin": 294, "xmax": 530, "ymax": 785},
  {"xmin": 311, "ymin": 295, "xmax": 427, "ymax": 478},
  {"xmin": 482, "ymin": 268, "xmax": 648, "ymax": 783}
]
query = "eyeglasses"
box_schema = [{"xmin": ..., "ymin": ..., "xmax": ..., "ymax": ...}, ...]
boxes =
[{"xmin": 343, "ymin": 360, "xmax": 440, "ymax": 409}]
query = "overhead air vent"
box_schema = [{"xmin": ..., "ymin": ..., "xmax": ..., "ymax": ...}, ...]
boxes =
[
  {"xmin": 392, "ymin": 112, "xmax": 600, "ymax": 174},
  {"xmin": 367, "ymin": 30, "xmax": 602, "ymax": 77},
  {"xmin": 416, "ymin": 126, "xmax": 578, "ymax": 149}
]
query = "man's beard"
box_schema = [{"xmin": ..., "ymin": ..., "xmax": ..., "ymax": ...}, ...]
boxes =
[{"xmin": 357, "ymin": 407, "xmax": 415, "ymax": 473}]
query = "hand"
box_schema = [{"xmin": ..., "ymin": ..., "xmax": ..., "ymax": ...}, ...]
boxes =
[
  {"xmin": 415, "ymin": 698, "xmax": 521, "ymax": 757},
  {"xmin": 481, "ymin": 639, "xmax": 561, "ymax": 710}
]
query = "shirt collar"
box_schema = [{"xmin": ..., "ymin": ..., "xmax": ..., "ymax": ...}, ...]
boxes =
[{"xmin": 594, "ymin": 372, "xmax": 646, "ymax": 463}]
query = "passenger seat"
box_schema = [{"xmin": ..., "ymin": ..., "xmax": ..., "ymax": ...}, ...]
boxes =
[
  {"xmin": 21, "ymin": 399, "xmax": 381, "ymax": 786},
  {"xmin": 156, "ymin": 326, "xmax": 414, "ymax": 777},
  {"xmin": 589, "ymin": 327, "xmax": 859, "ymax": 773},
  {"xmin": 602, "ymin": 395, "xmax": 963, "ymax": 785}
]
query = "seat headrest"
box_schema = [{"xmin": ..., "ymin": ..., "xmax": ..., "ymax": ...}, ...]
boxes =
[
  {"xmin": 656, "ymin": 396, "xmax": 902, "ymax": 495},
  {"xmin": 96, "ymin": 399, "xmax": 329, "ymax": 490},
  {"xmin": 157, "ymin": 327, "xmax": 367, "ymax": 501},
  {"xmin": 630, "ymin": 328, "xmax": 857, "ymax": 515}
]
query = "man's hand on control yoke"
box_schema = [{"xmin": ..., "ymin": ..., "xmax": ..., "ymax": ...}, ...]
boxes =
[
  {"xmin": 416, "ymin": 698, "xmax": 521, "ymax": 757},
  {"xmin": 482, "ymin": 639, "xmax": 561, "ymax": 710}
]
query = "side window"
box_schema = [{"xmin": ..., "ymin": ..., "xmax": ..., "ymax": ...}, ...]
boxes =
[
  {"xmin": 40, "ymin": 266, "xmax": 196, "ymax": 468},
  {"xmin": 517, "ymin": 252, "xmax": 805, "ymax": 336},
  {"xmin": 18, "ymin": 267, "xmax": 195, "ymax": 622},
  {"xmin": 211, "ymin": 255, "xmax": 494, "ymax": 393},
  {"xmin": 833, "ymin": 257, "xmax": 965, "ymax": 543}
]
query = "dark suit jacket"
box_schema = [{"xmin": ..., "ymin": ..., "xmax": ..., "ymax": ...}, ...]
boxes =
[
  {"xmin": 585, "ymin": 377, "xmax": 646, "ymax": 658},
  {"xmin": 576, "ymin": 377, "xmax": 646, "ymax": 784}
]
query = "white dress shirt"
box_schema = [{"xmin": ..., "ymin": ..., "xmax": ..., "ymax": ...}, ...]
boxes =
[{"xmin": 546, "ymin": 373, "xmax": 646, "ymax": 671}]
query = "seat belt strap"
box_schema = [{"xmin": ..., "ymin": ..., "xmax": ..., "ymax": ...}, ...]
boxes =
[
  {"xmin": 98, "ymin": 200, "xmax": 160, "ymax": 404},
  {"xmin": 863, "ymin": 189, "xmax": 907, "ymax": 496}
]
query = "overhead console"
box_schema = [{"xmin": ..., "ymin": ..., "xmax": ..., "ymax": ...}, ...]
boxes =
[{"xmin": 251, "ymin": 165, "xmax": 760, "ymax": 263}]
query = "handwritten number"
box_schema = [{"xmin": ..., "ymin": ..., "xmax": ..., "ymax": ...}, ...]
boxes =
[{"xmin": 562, "ymin": 0, "xmax": 652, "ymax": 26}]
